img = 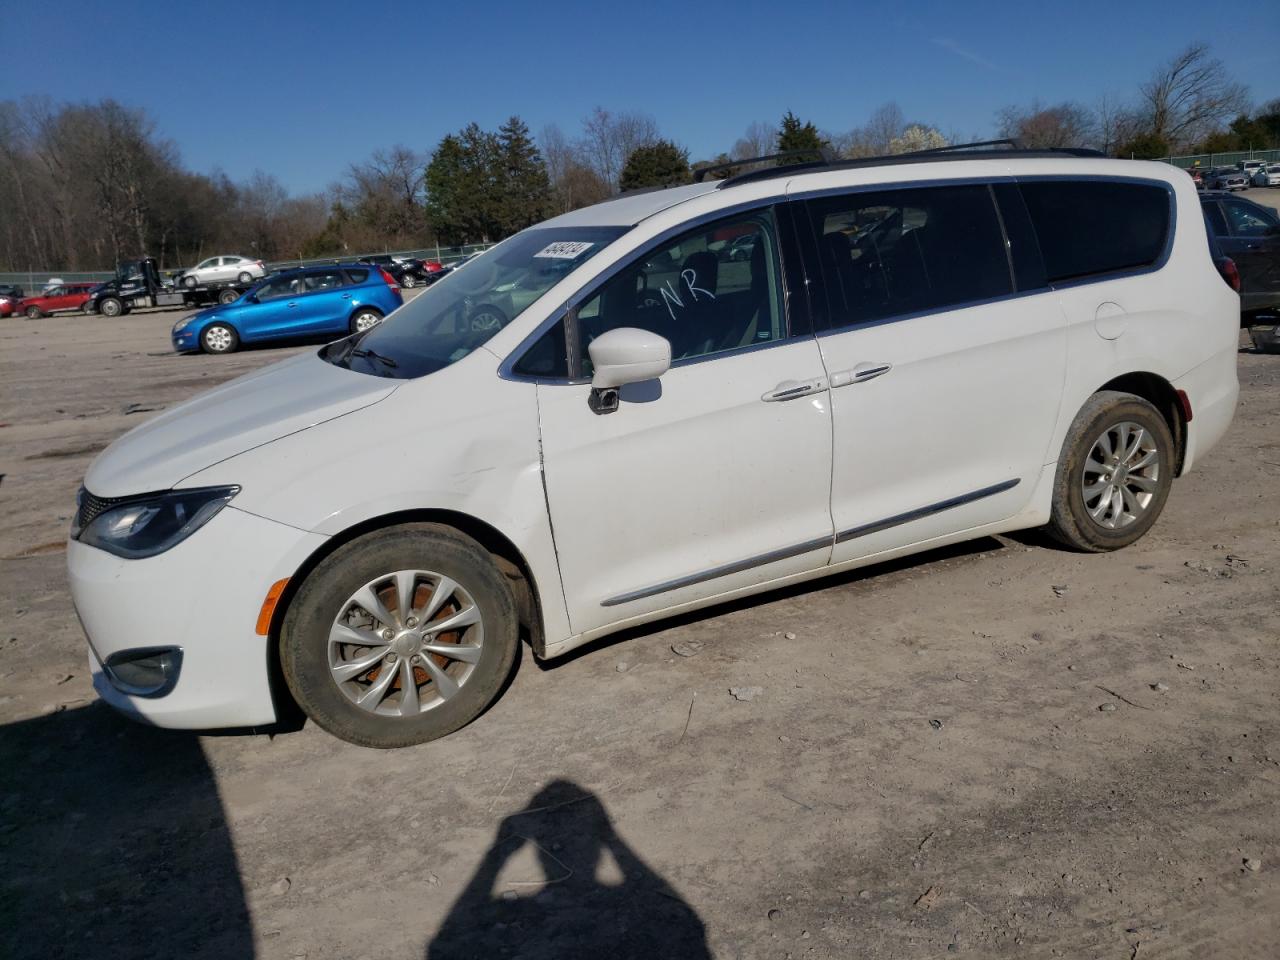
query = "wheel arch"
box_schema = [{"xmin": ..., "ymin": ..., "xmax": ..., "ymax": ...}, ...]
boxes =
[
  {"xmin": 1095, "ymin": 371, "xmax": 1187, "ymax": 475},
  {"xmin": 266, "ymin": 507, "xmax": 548, "ymax": 663}
]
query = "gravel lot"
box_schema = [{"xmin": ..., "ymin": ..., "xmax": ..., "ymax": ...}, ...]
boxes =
[{"xmin": 2, "ymin": 245, "xmax": 1279, "ymax": 959}]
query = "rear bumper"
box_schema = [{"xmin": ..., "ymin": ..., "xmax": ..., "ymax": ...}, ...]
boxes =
[
  {"xmin": 69, "ymin": 505, "xmax": 327, "ymax": 729},
  {"xmin": 1174, "ymin": 345, "xmax": 1239, "ymax": 475}
]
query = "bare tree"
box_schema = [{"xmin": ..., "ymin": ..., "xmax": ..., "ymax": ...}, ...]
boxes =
[
  {"xmin": 1139, "ymin": 43, "xmax": 1248, "ymax": 150},
  {"xmin": 731, "ymin": 121, "xmax": 775, "ymax": 160},
  {"xmin": 579, "ymin": 107, "xmax": 659, "ymax": 191},
  {"xmin": 540, "ymin": 123, "xmax": 609, "ymax": 214},
  {"xmin": 864, "ymin": 102, "xmax": 906, "ymax": 154},
  {"xmin": 997, "ymin": 100, "xmax": 1096, "ymax": 148}
]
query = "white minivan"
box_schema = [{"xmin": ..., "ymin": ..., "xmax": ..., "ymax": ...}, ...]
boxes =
[{"xmin": 68, "ymin": 147, "xmax": 1241, "ymax": 747}]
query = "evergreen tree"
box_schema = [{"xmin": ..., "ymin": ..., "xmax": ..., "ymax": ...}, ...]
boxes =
[
  {"xmin": 496, "ymin": 116, "xmax": 552, "ymax": 235},
  {"xmin": 776, "ymin": 112, "xmax": 828, "ymax": 165},
  {"xmin": 619, "ymin": 139, "xmax": 691, "ymax": 190}
]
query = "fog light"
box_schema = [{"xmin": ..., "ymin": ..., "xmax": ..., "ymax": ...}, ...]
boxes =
[{"xmin": 104, "ymin": 647, "xmax": 183, "ymax": 698}]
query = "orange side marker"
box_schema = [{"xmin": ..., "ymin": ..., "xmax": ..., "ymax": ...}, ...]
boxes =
[{"xmin": 255, "ymin": 578, "xmax": 290, "ymax": 636}]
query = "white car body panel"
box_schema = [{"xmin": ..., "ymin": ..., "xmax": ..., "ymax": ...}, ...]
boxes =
[
  {"xmin": 85, "ymin": 353, "xmax": 398, "ymax": 496},
  {"xmin": 67, "ymin": 155, "xmax": 1240, "ymax": 729}
]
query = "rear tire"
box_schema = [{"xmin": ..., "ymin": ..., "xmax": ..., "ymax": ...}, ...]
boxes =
[
  {"xmin": 200, "ymin": 322, "xmax": 239, "ymax": 354},
  {"xmin": 237, "ymin": 271, "xmax": 253, "ymax": 284},
  {"xmin": 280, "ymin": 524, "xmax": 519, "ymax": 748},
  {"xmin": 400, "ymin": 274, "xmax": 416, "ymax": 289},
  {"xmin": 1045, "ymin": 391, "xmax": 1175, "ymax": 552},
  {"xmin": 218, "ymin": 288, "xmax": 240, "ymax": 305},
  {"xmin": 349, "ymin": 308, "xmax": 383, "ymax": 334}
]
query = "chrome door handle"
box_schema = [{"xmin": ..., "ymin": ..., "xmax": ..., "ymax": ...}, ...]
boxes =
[
  {"xmin": 762, "ymin": 378, "xmax": 825, "ymax": 402},
  {"xmin": 829, "ymin": 362, "xmax": 892, "ymax": 388}
]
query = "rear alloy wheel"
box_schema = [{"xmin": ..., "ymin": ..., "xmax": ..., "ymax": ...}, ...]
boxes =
[
  {"xmin": 349, "ymin": 309, "xmax": 383, "ymax": 334},
  {"xmin": 200, "ymin": 322, "xmax": 239, "ymax": 354},
  {"xmin": 280, "ymin": 524, "xmax": 519, "ymax": 748},
  {"xmin": 400, "ymin": 274, "xmax": 416, "ymax": 289},
  {"xmin": 1046, "ymin": 391, "xmax": 1175, "ymax": 552},
  {"xmin": 237, "ymin": 271, "xmax": 253, "ymax": 284}
]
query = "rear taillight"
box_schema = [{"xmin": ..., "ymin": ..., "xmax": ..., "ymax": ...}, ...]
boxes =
[
  {"xmin": 378, "ymin": 268, "xmax": 398, "ymax": 288},
  {"xmin": 1216, "ymin": 256, "xmax": 1241, "ymax": 293}
]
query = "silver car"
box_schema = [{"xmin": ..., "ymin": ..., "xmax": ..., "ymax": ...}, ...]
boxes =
[
  {"xmin": 1252, "ymin": 163, "xmax": 1280, "ymax": 187},
  {"xmin": 176, "ymin": 255, "xmax": 266, "ymax": 289},
  {"xmin": 1205, "ymin": 167, "xmax": 1249, "ymax": 192}
]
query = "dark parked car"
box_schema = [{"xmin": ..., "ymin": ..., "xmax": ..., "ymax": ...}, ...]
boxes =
[
  {"xmin": 1200, "ymin": 191, "xmax": 1280, "ymax": 318},
  {"xmin": 358, "ymin": 254, "xmax": 443, "ymax": 289},
  {"xmin": 1204, "ymin": 166, "xmax": 1249, "ymax": 192}
]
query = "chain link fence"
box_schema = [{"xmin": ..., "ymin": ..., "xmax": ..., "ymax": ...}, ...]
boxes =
[
  {"xmin": 0, "ymin": 243, "xmax": 494, "ymax": 293},
  {"xmin": 1161, "ymin": 149, "xmax": 1280, "ymax": 169}
]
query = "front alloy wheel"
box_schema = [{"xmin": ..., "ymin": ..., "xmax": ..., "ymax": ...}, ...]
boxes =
[
  {"xmin": 329, "ymin": 570, "xmax": 483, "ymax": 717},
  {"xmin": 280, "ymin": 524, "xmax": 520, "ymax": 748}
]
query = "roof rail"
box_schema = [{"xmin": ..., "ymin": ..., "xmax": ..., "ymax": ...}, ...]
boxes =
[
  {"xmin": 692, "ymin": 147, "xmax": 835, "ymax": 183},
  {"xmin": 715, "ymin": 139, "xmax": 1106, "ymax": 189}
]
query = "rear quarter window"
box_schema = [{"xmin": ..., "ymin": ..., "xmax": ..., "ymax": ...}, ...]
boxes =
[
  {"xmin": 344, "ymin": 268, "xmax": 370, "ymax": 284},
  {"xmin": 1019, "ymin": 180, "xmax": 1171, "ymax": 284}
]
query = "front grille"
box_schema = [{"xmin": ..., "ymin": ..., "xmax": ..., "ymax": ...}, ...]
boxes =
[{"xmin": 76, "ymin": 487, "xmax": 128, "ymax": 530}]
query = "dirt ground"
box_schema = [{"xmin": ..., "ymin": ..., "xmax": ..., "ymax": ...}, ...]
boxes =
[{"xmin": 2, "ymin": 266, "xmax": 1278, "ymax": 960}]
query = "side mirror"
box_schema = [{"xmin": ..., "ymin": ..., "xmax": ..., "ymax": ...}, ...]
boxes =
[{"xmin": 586, "ymin": 327, "xmax": 671, "ymax": 415}]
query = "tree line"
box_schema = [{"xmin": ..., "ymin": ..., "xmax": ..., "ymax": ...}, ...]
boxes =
[{"xmin": 1, "ymin": 42, "xmax": 1275, "ymax": 273}]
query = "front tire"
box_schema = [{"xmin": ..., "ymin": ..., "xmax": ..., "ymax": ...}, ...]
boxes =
[
  {"xmin": 1045, "ymin": 391, "xmax": 1175, "ymax": 552},
  {"xmin": 183, "ymin": 275, "xmax": 197, "ymax": 289},
  {"xmin": 24, "ymin": 305, "xmax": 42, "ymax": 318},
  {"xmin": 200, "ymin": 322, "xmax": 239, "ymax": 354},
  {"xmin": 280, "ymin": 524, "xmax": 519, "ymax": 748},
  {"xmin": 98, "ymin": 297, "xmax": 123, "ymax": 318}
]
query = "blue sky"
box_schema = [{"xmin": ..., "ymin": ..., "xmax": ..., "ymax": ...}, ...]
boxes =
[{"xmin": 2, "ymin": 0, "xmax": 1276, "ymax": 194}]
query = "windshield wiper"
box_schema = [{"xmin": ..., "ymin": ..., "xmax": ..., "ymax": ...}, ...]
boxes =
[{"xmin": 350, "ymin": 347, "xmax": 399, "ymax": 369}]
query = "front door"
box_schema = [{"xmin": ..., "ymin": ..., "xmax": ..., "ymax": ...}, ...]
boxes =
[
  {"xmin": 534, "ymin": 206, "xmax": 835, "ymax": 635},
  {"xmin": 797, "ymin": 182, "xmax": 1066, "ymax": 564}
]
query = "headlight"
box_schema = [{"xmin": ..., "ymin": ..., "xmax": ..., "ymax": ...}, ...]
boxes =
[
  {"xmin": 74, "ymin": 485, "xmax": 239, "ymax": 559},
  {"xmin": 173, "ymin": 317, "xmax": 193, "ymax": 332}
]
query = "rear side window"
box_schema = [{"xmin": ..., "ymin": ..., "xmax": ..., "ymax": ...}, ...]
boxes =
[
  {"xmin": 805, "ymin": 184, "xmax": 1012, "ymax": 328},
  {"xmin": 1019, "ymin": 180, "xmax": 1170, "ymax": 284},
  {"xmin": 344, "ymin": 268, "xmax": 370, "ymax": 284}
]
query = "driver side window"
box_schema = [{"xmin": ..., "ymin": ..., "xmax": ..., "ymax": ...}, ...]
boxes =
[{"xmin": 512, "ymin": 208, "xmax": 787, "ymax": 380}]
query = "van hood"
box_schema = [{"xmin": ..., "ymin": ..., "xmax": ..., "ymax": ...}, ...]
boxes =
[{"xmin": 85, "ymin": 351, "xmax": 398, "ymax": 496}]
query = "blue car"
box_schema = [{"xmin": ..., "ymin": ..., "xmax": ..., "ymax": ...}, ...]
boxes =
[{"xmin": 171, "ymin": 264, "xmax": 403, "ymax": 354}]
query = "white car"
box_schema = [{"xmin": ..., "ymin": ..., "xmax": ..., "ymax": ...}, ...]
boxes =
[
  {"xmin": 69, "ymin": 149, "xmax": 1240, "ymax": 747},
  {"xmin": 176, "ymin": 255, "xmax": 266, "ymax": 288},
  {"xmin": 1252, "ymin": 163, "xmax": 1280, "ymax": 187}
]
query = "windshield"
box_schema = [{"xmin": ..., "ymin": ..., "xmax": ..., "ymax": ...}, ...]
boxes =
[{"xmin": 324, "ymin": 226, "xmax": 628, "ymax": 378}]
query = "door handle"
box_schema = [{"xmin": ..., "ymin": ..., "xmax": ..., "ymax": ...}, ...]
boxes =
[
  {"xmin": 342, "ymin": 293, "xmax": 352, "ymax": 299},
  {"xmin": 762, "ymin": 378, "xmax": 825, "ymax": 402},
  {"xmin": 829, "ymin": 362, "xmax": 892, "ymax": 388},
  {"xmin": 287, "ymin": 302, "xmax": 297, "ymax": 308}
]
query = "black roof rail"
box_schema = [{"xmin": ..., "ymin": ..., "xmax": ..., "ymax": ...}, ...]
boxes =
[
  {"xmin": 715, "ymin": 139, "xmax": 1106, "ymax": 189},
  {"xmin": 692, "ymin": 147, "xmax": 836, "ymax": 183}
]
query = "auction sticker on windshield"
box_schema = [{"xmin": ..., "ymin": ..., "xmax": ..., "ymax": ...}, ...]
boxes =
[{"xmin": 534, "ymin": 241, "xmax": 595, "ymax": 259}]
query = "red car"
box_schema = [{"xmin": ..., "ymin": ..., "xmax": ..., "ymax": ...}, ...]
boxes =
[
  {"xmin": 15, "ymin": 282, "xmax": 98, "ymax": 318},
  {"xmin": 0, "ymin": 285, "xmax": 24, "ymax": 317},
  {"xmin": 1187, "ymin": 167, "xmax": 1205, "ymax": 190}
]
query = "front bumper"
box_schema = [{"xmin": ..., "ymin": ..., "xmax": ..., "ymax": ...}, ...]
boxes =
[
  {"xmin": 171, "ymin": 329, "xmax": 198, "ymax": 352},
  {"xmin": 69, "ymin": 505, "xmax": 327, "ymax": 729}
]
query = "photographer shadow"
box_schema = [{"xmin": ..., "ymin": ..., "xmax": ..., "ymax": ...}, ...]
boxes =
[
  {"xmin": 0, "ymin": 704, "xmax": 251, "ymax": 960},
  {"xmin": 427, "ymin": 779, "xmax": 709, "ymax": 960}
]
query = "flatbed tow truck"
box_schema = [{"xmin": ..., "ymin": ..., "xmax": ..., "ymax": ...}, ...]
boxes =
[{"xmin": 88, "ymin": 257, "xmax": 257, "ymax": 317}]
